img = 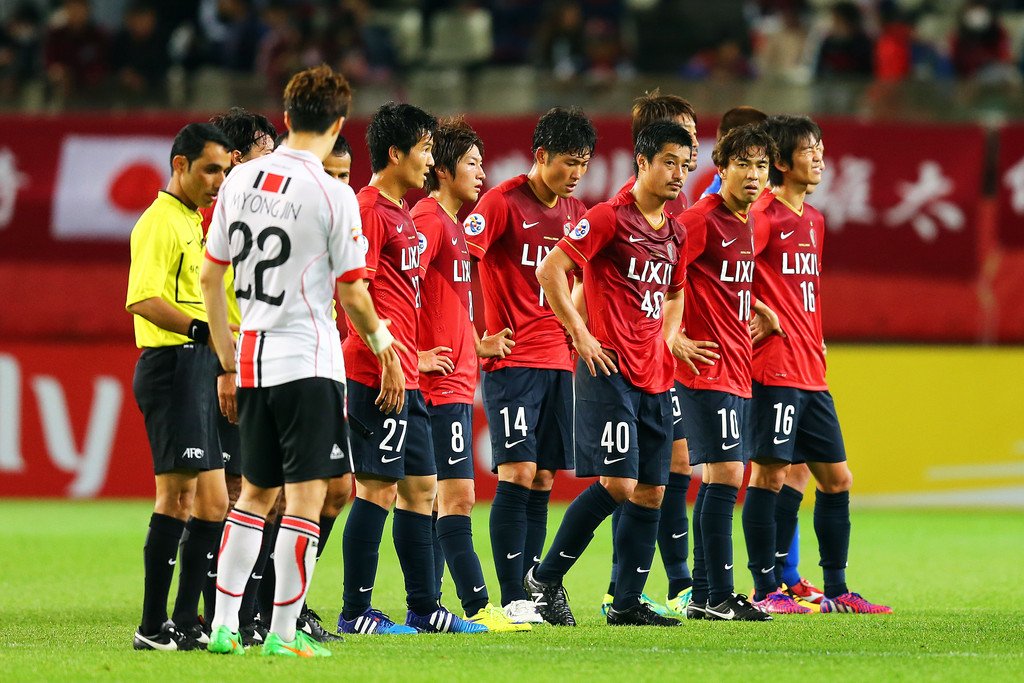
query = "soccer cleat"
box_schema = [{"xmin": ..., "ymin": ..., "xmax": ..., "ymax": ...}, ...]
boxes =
[
  {"xmin": 262, "ymin": 630, "xmax": 332, "ymax": 657},
  {"xmin": 239, "ymin": 619, "xmax": 267, "ymax": 647},
  {"xmin": 665, "ymin": 587, "xmax": 693, "ymax": 617},
  {"xmin": 503, "ymin": 599, "xmax": 545, "ymax": 624},
  {"xmin": 406, "ymin": 606, "xmax": 489, "ymax": 634},
  {"xmin": 706, "ymin": 594, "xmax": 773, "ymax": 621},
  {"xmin": 182, "ymin": 616, "xmax": 211, "ymax": 645},
  {"xmin": 820, "ymin": 592, "xmax": 893, "ymax": 614},
  {"xmin": 600, "ymin": 593, "xmax": 614, "ymax": 616},
  {"xmin": 298, "ymin": 606, "xmax": 342, "ymax": 643},
  {"xmin": 132, "ymin": 620, "xmax": 200, "ymax": 651},
  {"xmin": 685, "ymin": 600, "xmax": 708, "ymax": 620},
  {"xmin": 467, "ymin": 603, "xmax": 532, "ymax": 632},
  {"xmin": 786, "ymin": 577, "xmax": 825, "ymax": 604},
  {"xmin": 524, "ymin": 566, "xmax": 576, "ymax": 626},
  {"xmin": 606, "ymin": 601, "xmax": 681, "ymax": 627},
  {"xmin": 207, "ymin": 625, "xmax": 245, "ymax": 655},
  {"xmin": 753, "ymin": 590, "xmax": 813, "ymax": 615},
  {"xmin": 337, "ymin": 607, "xmax": 418, "ymax": 635}
]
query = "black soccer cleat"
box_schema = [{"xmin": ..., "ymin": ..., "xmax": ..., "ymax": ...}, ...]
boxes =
[
  {"xmin": 523, "ymin": 566, "xmax": 576, "ymax": 626},
  {"xmin": 239, "ymin": 618, "xmax": 268, "ymax": 647},
  {"xmin": 181, "ymin": 615, "xmax": 211, "ymax": 645},
  {"xmin": 606, "ymin": 601, "xmax": 681, "ymax": 627},
  {"xmin": 298, "ymin": 606, "xmax": 343, "ymax": 642},
  {"xmin": 133, "ymin": 620, "xmax": 201, "ymax": 651},
  {"xmin": 686, "ymin": 601, "xmax": 709, "ymax": 620},
  {"xmin": 705, "ymin": 594, "xmax": 773, "ymax": 622}
]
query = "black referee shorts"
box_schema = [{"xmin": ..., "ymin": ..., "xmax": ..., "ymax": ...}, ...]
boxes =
[{"xmin": 132, "ymin": 344, "xmax": 224, "ymax": 474}]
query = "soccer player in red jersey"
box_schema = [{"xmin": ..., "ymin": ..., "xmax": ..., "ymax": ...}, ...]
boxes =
[
  {"xmin": 338, "ymin": 103, "xmax": 485, "ymax": 635},
  {"xmin": 323, "ymin": 135, "xmax": 352, "ymax": 183},
  {"xmin": 745, "ymin": 115, "xmax": 891, "ymax": 614},
  {"xmin": 465, "ymin": 107, "xmax": 595, "ymax": 624},
  {"xmin": 602, "ymin": 89, "xmax": 701, "ymax": 618},
  {"xmin": 525, "ymin": 121, "xmax": 694, "ymax": 627},
  {"xmin": 675, "ymin": 124, "xmax": 777, "ymax": 622},
  {"xmin": 412, "ymin": 117, "xmax": 525, "ymax": 632}
]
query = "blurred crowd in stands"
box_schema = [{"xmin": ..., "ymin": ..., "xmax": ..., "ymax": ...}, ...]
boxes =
[{"xmin": 2, "ymin": 0, "xmax": 1024, "ymax": 110}]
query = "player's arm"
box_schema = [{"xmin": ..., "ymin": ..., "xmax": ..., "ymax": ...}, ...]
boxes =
[
  {"xmin": 664, "ymin": 288, "xmax": 720, "ymax": 375},
  {"xmin": 199, "ymin": 257, "xmax": 239, "ymax": 421},
  {"xmin": 536, "ymin": 246, "xmax": 616, "ymax": 376},
  {"xmin": 337, "ymin": 278, "xmax": 406, "ymax": 414},
  {"xmin": 126, "ymin": 297, "xmax": 196, "ymax": 338}
]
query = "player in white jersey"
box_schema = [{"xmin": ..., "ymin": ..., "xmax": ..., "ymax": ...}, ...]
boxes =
[{"xmin": 200, "ymin": 65, "xmax": 404, "ymax": 658}]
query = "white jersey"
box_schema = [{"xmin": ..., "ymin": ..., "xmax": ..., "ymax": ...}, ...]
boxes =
[{"xmin": 206, "ymin": 146, "xmax": 367, "ymax": 388}]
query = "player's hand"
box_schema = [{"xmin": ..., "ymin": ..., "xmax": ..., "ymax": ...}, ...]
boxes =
[
  {"xmin": 749, "ymin": 303, "xmax": 786, "ymax": 344},
  {"xmin": 418, "ymin": 346, "xmax": 454, "ymax": 375},
  {"xmin": 376, "ymin": 347, "xmax": 406, "ymax": 414},
  {"xmin": 477, "ymin": 328, "xmax": 515, "ymax": 359},
  {"xmin": 668, "ymin": 332, "xmax": 719, "ymax": 375},
  {"xmin": 217, "ymin": 372, "xmax": 238, "ymax": 424},
  {"xmin": 574, "ymin": 330, "xmax": 618, "ymax": 377},
  {"xmin": 822, "ymin": 340, "xmax": 828, "ymax": 356}
]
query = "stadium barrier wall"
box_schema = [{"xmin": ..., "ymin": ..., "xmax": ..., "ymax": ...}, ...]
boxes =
[
  {"xmin": 2, "ymin": 114, "xmax": 1024, "ymax": 342},
  {"xmin": 1, "ymin": 343, "xmax": 1021, "ymax": 506}
]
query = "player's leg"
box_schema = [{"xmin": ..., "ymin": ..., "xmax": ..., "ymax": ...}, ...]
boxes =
[
  {"xmin": 606, "ymin": 387, "xmax": 679, "ymax": 627},
  {"xmin": 247, "ymin": 492, "xmax": 282, "ymax": 642},
  {"xmin": 777, "ymin": 463, "xmax": 825, "ymax": 609},
  {"xmin": 203, "ymin": 413, "xmax": 242, "ymax": 625},
  {"xmin": 659, "ymin": 383, "xmax": 693, "ymax": 616},
  {"xmin": 484, "ymin": 368, "xmax": 542, "ymax": 612},
  {"xmin": 338, "ymin": 379, "xmax": 415, "ymax": 634}
]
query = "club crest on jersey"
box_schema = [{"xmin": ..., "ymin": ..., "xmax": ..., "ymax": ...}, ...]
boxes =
[
  {"xmin": 464, "ymin": 213, "xmax": 485, "ymax": 236},
  {"xmin": 666, "ymin": 242, "xmax": 676, "ymax": 262},
  {"xmin": 569, "ymin": 218, "xmax": 590, "ymax": 240},
  {"xmin": 355, "ymin": 234, "xmax": 369, "ymax": 254},
  {"xmin": 810, "ymin": 228, "xmax": 816, "ymax": 247},
  {"xmin": 417, "ymin": 231, "xmax": 427, "ymax": 254}
]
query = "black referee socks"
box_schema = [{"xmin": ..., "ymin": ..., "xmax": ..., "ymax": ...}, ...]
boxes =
[{"xmin": 140, "ymin": 513, "xmax": 185, "ymax": 635}]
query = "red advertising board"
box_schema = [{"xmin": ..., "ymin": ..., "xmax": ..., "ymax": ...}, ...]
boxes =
[{"xmin": 996, "ymin": 124, "xmax": 1024, "ymax": 249}]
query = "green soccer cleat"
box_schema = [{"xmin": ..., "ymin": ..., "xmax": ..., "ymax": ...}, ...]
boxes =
[
  {"xmin": 665, "ymin": 587, "xmax": 693, "ymax": 618},
  {"xmin": 206, "ymin": 625, "xmax": 245, "ymax": 655},
  {"xmin": 262, "ymin": 630, "xmax": 333, "ymax": 658},
  {"xmin": 639, "ymin": 593, "xmax": 671, "ymax": 617},
  {"xmin": 600, "ymin": 593, "xmax": 614, "ymax": 616}
]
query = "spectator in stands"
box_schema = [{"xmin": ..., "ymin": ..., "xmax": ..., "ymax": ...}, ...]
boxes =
[
  {"xmin": 685, "ymin": 38, "xmax": 756, "ymax": 81},
  {"xmin": 814, "ymin": 1, "xmax": 874, "ymax": 78},
  {"xmin": 536, "ymin": 1, "xmax": 586, "ymax": 81},
  {"xmin": 951, "ymin": 1, "xmax": 1014, "ymax": 82},
  {"xmin": 0, "ymin": 2, "xmax": 43, "ymax": 101},
  {"xmin": 44, "ymin": 0, "xmax": 110, "ymax": 105},
  {"xmin": 874, "ymin": 1, "xmax": 912, "ymax": 82},
  {"xmin": 218, "ymin": 0, "xmax": 266, "ymax": 72},
  {"xmin": 752, "ymin": 5, "xmax": 811, "ymax": 83},
  {"xmin": 256, "ymin": 0, "xmax": 303, "ymax": 97},
  {"xmin": 111, "ymin": 1, "xmax": 170, "ymax": 103}
]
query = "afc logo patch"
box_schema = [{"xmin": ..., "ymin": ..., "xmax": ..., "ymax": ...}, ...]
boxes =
[
  {"xmin": 464, "ymin": 213, "xmax": 485, "ymax": 236},
  {"xmin": 417, "ymin": 231, "xmax": 427, "ymax": 254},
  {"xmin": 568, "ymin": 218, "xmax": 590, "ymax": 240},
  {"xmin": 355, "ymin": 233, "xmax": 370, "ymax": 254}
]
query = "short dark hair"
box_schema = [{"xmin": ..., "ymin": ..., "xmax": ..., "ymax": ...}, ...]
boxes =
[
  {"xmin": 634, "ymin": 121, "xmax": 693, "ymax": 175},
  {"xmin": 764, "ymin": 115, "xmax": 822, "ymax": 187},
  {"xmin": 424, "ymin": 116, "xmax": 484, "ymax": 193},
  {"xmin": 366, "ymin": 101, "xmax": 438, "ymax": 173},
  {"xmin": 283, "ymin": 64, "xmax": 352, "ymax": 134},
  {"xmin": 532, "ymin": 106, "xmax": 597, "ymax": 158},
  {"xmin": 631, "ymin": 89, "xmax": 696, "ymax": 145},
  {"xmin": 712, "ymin": 123, "xmax": 778, "ymax": 170},
  {"xmin": 169, "ymin": 122, "xmax": 231, "ymax": 170},
  {"xmin": 209, "ymin": 107, "xmax": 277, "ymax": 157},
  {"xmin": 717, "ymin": 106, "xmax": 768, "ymax": 139},
  {"xmin": 331, "ymin": 134, "xmax": 352, "ymax": 158}
]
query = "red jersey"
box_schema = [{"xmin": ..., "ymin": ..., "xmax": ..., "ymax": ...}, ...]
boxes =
[
  {"xmin": 616, "ymin": 176, "xmax": 688, "ymax": 216},
  {"xmin": 559, "ymin": 192, "xmax": 686, "ymax": 394},
  {"xmin": 465, "ymin": 175, "xmax": 586, "ymax": 372},
  {"xmin": 750, "ymin": 193, "xmax": 828, "ymax": 390},
  {"xmin": 342, "ymin": 186, "xmax": 421, "ymax": 389},
  {"xmin": 413, "ymin": 197, "xmax": 477, "ymax": 405},
  {"xmin": 676, "ymin": 194, "xmax": 756, "ymax": 398}
]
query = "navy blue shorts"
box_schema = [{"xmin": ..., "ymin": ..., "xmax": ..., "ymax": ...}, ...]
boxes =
[
  {"xmin": 677, "ymin": 386, "xmax": 752, "ymax": 464},
  {"xmin": 670, "ymin": 382, "xmax": 686, "ymax": 442},
  {"xmin": 573, "ymin": 362, "xmax": 672, "ymax": 485},
  {"xmin": 751, "ymin": 382, "xmax": 847, "ymax": 464},
  {"xmin": 426, "ymin": 402, "xmax": 475, "ymax": 480},
  {"xmin": 132, "ymin": 345, "xmax": 224, "ymax": 475},
  {"xmin": 237, "ymin": 377, "xmax": 351, "ymax": 488},
  {"xmin": 481, "ymin": 367, "xmax": 573, "ymax": 472},
  {"xmin": 348, "ymin": 380, "xmax": 436, "ymax": 479}
]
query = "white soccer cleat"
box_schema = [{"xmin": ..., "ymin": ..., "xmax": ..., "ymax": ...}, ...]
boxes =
[{"xmin": 503, "ymin": 599, "xmax": 544, "ymax": 624}]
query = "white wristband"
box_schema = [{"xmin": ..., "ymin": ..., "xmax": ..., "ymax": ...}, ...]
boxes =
[{"xmin": 366, "ymin": 324, "xmax": 395, "ymax": 355}]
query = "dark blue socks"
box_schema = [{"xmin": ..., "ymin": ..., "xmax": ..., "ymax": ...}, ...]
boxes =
[
  {"xmin": 393, "ymin": 508, "xmax": 439, "ymax": 616},
  {"xmin": 701, "ymin": 483, "xmax": 739, "ymax": 607},
  {"xmin": 341, "ymin": 497, "xmax": 387, "ymax": 619},
  {"xmin": 815, "ymin": 490, "xmax": 850, "ymax": 598},
  {"xmin": 436, "ymin": 514, "xmax": 489, "ymax": 616},
  {"xmin": 489, "ymin": 481, "xmax": 530, "ymax": 604},
  {"xmin": 659, "ymin": 472, "xmax": 693, "ymax": 596},
  {"xmin": 742, "ymin": 486, "xmax": 778, "ymax": 601},
  {"xmin": 611, "ymin": 501, "xmax": 660, "ymax": 610},
  {"xmin": 536, "ymin": 482, "xmax": 618, "ymax": 584}
]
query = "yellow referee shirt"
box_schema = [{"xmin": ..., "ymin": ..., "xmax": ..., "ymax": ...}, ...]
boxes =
[{"xmin": 126, "ymin": 191, "xmax": 208, "ymax": 348}]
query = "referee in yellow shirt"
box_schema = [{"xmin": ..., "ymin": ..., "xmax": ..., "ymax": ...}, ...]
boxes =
[{"xmin": 126, "ymin": 122, "xmax": 232, "ymax": 651}]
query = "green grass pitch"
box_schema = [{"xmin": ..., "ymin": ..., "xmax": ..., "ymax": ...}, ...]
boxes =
[{"xmin": 1, "ymin": 501, "xmax": 1021, "ymax": 681}]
